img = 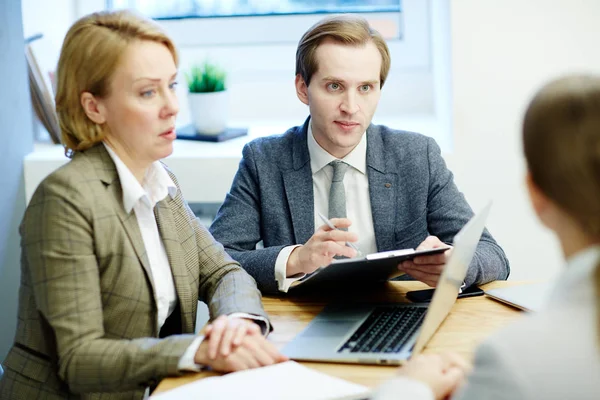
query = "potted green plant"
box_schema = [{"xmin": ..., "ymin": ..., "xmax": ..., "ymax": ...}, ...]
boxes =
[{"xmin": 186, "ymin": 61, "xmax": 228, "ymax": 135}]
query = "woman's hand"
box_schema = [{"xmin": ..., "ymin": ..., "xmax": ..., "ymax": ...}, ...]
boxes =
[
  {"xmin": 396, "ymin": 353, "xmax": 470, "ymax": 400},
  {"xmin": 203, "ymin": 315, "xmax": 261, "ymax": 359},
  {"xmin": 194, "ymin": 315, "xmax": 288, "ymax": 372}
]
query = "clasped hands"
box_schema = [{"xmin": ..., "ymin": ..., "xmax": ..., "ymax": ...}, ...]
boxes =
[
  {"xmin": 287, "ymin": 218, "xmax": 452, "ymax": 287},
  {"xmin": 194, "ymin": 315, "xmax": 288, "ymax": 372}
]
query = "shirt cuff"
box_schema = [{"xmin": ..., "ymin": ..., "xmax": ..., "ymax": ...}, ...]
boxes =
[
  {"xmin": 177, "ymin": 335, "xmax": 205, "ymax": 372},
  {"xmin": 275, "ymin": 245, "xmax": 305, "ymax": 293},
  {"xmin": 228, "ymin": 313, "xmax": 270, "ymax": 336},
  {"xmin": 372, "ymin": 376, "xmax": 435, "ymax": 400}
]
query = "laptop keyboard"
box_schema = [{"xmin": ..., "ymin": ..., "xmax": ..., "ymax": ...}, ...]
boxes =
[{"xmin": 338, "ymin": 306, "xmax": 427, "ymax": 354}]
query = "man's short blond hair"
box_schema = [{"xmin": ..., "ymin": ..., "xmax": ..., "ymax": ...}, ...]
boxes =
[{"xmin": 295, "ymin": 15, "xmax": 391, "ymax": 88}]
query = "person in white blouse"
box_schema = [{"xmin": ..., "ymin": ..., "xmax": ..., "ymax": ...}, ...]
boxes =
[
  {"xmin": 373, "ymin": 75, "xmax": 600, "ymax": 400},
  {"xmin": 0, "ymin": 10, "xmax": 286, "ymax": 400}
]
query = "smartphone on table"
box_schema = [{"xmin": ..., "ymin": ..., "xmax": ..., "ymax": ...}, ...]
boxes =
[{"xmin": 406, "ymin": 284, "xmax": 484, "ymax": 303}]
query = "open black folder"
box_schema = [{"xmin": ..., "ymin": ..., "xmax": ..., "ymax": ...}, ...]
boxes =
[{"xmin": 289, "ymin": 246, "xmax": 450, "ymax": 291}]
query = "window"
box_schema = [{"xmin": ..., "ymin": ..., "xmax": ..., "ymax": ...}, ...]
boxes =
[
  {"xmin": 98, "ymin": 0, "xmax": 449, "ymax": 149},
  {"xmin": 104, "ymin": 0, "xmax": 428, "ymax": 70},
  {"xmin": 109, "ymin": 1, "xmax": 401, "ymax": 19},
  {"xmin": 107, "ymin": 1, "xmax": 409, "ymax": 47}
]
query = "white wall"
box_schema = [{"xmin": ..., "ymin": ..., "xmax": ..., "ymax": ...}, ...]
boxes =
[
  {"xmin": 21, "ymin": 0, "xmax": 74, "ymax": 69},
  {"xmin": 448, "ymin": 0, "xmax": 600, "ymax": 281}
]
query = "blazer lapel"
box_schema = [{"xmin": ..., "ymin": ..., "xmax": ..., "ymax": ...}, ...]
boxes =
[
  {"xmin": 283, "ymin": 168, "xmax": 314, "ymax": 245},
  {"xmin": 366, "ymin": 125, "xmax": 398, "ymax": 252},
  {"xmin": 283, "ymin": 120, "xmax": 314, "ymax": 245},
  {"xmin": 88, "ymin": 145, "xmax": 157, "ymax": 294},
  {"xmin": 154, "ymin": 199, "xmax": 195, "ymax": 333},
  {"xmin": 117, "ymin": 208, "xmax": 156, "ymax": 293}
]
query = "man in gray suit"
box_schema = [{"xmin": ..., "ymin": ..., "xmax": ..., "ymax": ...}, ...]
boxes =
[{"xmin": 210, "ymin": 15, "xmax": 509, "ymax": 294}]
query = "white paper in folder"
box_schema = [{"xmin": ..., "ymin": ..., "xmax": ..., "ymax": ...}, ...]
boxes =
[{"xmin": 150, "ymin": 361, "xmax": 370, "ymax": 400}]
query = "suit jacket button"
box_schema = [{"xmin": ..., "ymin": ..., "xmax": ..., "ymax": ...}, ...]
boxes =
[{"xmin": 385, "ymin": 183, "xmax": 392, "ymax": 188}]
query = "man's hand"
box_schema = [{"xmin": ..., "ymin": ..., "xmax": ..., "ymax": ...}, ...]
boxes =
[
  {"xmin": 195, "ymin": 315, "xmax": 288, "ymax": 372},
  {"xmin": 286, "ymin": 218, "xmax": 358, "ymax": 277},
  {"xmin": 396, "ymin": 353, "xmax": 470, "ymax": 400},
  {"xmin": 398, "ymin": 235, "xmax": 452, "ymax": 287}
]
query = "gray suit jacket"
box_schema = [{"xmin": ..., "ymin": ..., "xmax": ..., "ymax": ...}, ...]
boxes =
[
  {"xmin": 0, "ymin": 144, "xmax": 268, "ymax": 399},
  {"xmin": 210, "ymin": 118, "xmax": 510, "ymax": 293}
]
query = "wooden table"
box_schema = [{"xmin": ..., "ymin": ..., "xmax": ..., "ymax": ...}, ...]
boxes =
[{"xmin": 155, "ymin": 280, "xmax": 525, "ymax": 394}]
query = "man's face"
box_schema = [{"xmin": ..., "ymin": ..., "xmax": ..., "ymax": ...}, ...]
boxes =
[{"xmin": 296, "ymin": 38, "xmax": 382, "ymax": 159}]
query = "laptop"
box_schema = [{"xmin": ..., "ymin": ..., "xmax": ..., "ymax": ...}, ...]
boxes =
[
  {"xmin": 282, "ymin": 202, "xmax": 492, "ymax": 365},
  {"xmin": 485, "ymin": 282, "xmax": 553, "ymax": 312}
]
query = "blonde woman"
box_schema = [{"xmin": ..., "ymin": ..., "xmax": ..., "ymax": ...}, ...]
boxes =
[
  {"xmin": 375, "ymin": 75, "xmax": 600, "ymax": 399},
  {"xmin": 0, "ymin": 10, "xmax": 286, "ymax": 399}
]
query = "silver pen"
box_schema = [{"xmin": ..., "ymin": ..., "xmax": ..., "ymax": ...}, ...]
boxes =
[{"xmin": 316, "ymin": 211, "xmax": 363, "ymax": 257}]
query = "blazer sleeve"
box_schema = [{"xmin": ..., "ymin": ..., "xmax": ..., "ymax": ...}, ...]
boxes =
[
  {"xmin": 372, "ymin": 339, "xmax": 529, "ymax": 400},
  {"xmin": 425, "ymin": 137, "xmax": 510, "ymax": 286},
  {"xmin": 210, "ymin": 143, "xmax": 286, "ymax": 294},
  {"xmin": 168, "ymin": 170, "xmax": 271, "ymax": 320},
  {"xmin": 452, "ymin": 339, "xmax": 529, "ymax": 400},
  {"xmin": 372, "ymin": 376, "xmax": 435, "ymax": 400},
  {"xmin": 21, "ymin": 176, "xmax": 196, "ymax": 394}
]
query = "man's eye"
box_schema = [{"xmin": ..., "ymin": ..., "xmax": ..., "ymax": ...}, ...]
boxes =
[
  {"xmin": 328, "ymin": 83, "xmax": 341, "ymax": 91},
  {"xmin": 360, "ymin": 85, "xmax": 371, "ymax": 92}
]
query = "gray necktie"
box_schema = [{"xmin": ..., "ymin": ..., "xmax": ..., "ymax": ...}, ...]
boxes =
[{"xmin": 328, "ymin": 160, "xmax": 350, "ymax": 221}]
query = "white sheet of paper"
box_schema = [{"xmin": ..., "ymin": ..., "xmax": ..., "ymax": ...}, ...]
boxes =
[{"xmin": 150, "ymin": 361, "xmax": 370, "ymax": 400}]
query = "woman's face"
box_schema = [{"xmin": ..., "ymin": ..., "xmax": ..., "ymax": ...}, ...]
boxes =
[{"xmin": 97, "ymin": 39, "xmax": 179, "ymax": 168}]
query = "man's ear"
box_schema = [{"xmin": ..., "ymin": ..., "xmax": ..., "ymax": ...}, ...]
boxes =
[
  {"xmin": 295, "ymin": 74, "xmax": 309, "ymax": 106},
  {"xmin": 80, "ymin": 92, "xmax": 107, "ymax": 124}
]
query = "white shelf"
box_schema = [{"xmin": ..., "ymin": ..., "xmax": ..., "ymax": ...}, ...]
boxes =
[{"xmin": 24, "ymin": 115, "xmax": 449, "ymax": 204}]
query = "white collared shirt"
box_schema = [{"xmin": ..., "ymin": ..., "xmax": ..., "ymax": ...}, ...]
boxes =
[
  {"xmin": 274, "ymin": 122, "xmax": 377, "ymax": 292},
  {"xmin": 104, "ymin": 144, "xmax": 268, "ymax": 375},
  {"xmin": 104, "ymin": 144, "xmax": 178, "ymax": 330},
  {"xmin": 104, "ymin": 144, "xmax": 207, "ymax": 374}
]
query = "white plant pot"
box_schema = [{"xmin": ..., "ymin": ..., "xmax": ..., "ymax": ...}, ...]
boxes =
[{"xmin": 188, "ymin": 90, "xmax": 229, "ymax": 135}]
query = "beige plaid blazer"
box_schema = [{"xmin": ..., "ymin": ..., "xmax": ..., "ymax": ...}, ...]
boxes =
[{"xmin": 0, "ymin": 144, "xmax": 268, "ymax": 399}]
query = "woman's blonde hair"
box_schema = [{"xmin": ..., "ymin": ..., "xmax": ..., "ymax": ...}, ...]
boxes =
[
  {"xmin": 55, "ymin": 10, "xmax": 178, "ymax": 157},
  {"xmin": 295, "ymin": 15, "xmax": 391, "ymax": 88},
  {"xmin": 523, "ymin": 74, "xmax": 600, "ymax": 344}
]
